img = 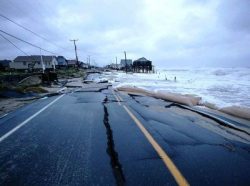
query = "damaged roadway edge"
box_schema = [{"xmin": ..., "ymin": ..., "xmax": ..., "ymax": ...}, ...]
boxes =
[
  {"xmin": 127, "ymin": 93, "xmax": 249, "ymax": 136},
  {"xmin": 103, "ymin": 96, "xmax": 126, "ymax": 186},
  {"xmin": 0, "ymin": 92, "xmax": 64, "ymax": 119},
  {"xmin": 75, "ymin": 84, "xmax": 112, "ymax": 93},
  {"xmin": 165, "ymin": 103, "xmax": 250, "ymax": 136}
]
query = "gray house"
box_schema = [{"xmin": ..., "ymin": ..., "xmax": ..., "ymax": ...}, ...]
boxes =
[
  {"xmin": 120, "ymin": 59, "xmax": 132, "ymax": 67},
  {"xmin": 120, "ymin": 59, "xmax": 132, "ymax": 71},
  {"xmin": 10, "ymin": 55, "xmax": 58, "ymax": 71},
  {"xmin": 56, "ymin": 56, "xmax": 67, "ymax": 68}
]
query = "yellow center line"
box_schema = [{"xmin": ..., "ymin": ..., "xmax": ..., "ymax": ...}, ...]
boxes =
[
  {"xmin": 112, "ymin": 90, "xmax": 189, "ymax": 185},
  {"xmin": 123, "ymin": 105, "xmax": 189, "ymax": 186},
  {"xmin": 112, "ymin": 90, "xmax": 121, "ymax": 105},
  {"xmin": 116, "ymin": 93, "xmax": 124, "ymax": 102}
]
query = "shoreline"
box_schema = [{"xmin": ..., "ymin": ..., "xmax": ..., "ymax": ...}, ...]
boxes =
[
  {"xmin": 115, "ymin": 85, "xmax": 250, "ymax": 122},
  {"xmin": 1, "ymin": 71, "xmax": 249, "ymax": 123}
]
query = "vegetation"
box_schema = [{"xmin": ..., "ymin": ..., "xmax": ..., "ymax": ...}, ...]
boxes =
[
  {"xmin": 0, "ymin": 71, "xmax": 27, "ymax": 76},
  {"xmin": 22, "ymin": 86, "xmax": 48, "ymax": 93},
  {"xmin": 0, "ymin": 68, "xmax": 87, "ymax": 97},
  {"xmin": 0, "ymin": 73, "xmax": 45, "ymax": 95},
  {"xmin": 0, "ymin": 84, "xmax": 8, "ymax": 92},
  {"xmin": 56, "ymin": 68, "xmax": 86, "ymax": 79},
  {"xmin": 0, "ymin": 84, "xmax": 47, "ymax": 94}
]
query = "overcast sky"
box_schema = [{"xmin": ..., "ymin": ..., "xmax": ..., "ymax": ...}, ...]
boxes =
[{"xmin": 0, "ymin": 0, "xmax": 249, "ymax": 67}]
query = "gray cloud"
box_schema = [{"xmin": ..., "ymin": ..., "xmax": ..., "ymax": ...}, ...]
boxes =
[
  {"xmin": 218, "ymin": 0, "xmax": 250, "ymax": 33},
  {"xmin": 0, "ymin": 0, "xmax": 250, "ymax": 67}
]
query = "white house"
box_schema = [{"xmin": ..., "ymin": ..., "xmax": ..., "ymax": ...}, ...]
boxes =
[
  {"xmin": 67, "ymin": 59, "xmax": 77, "ymax": 68},
  {"xmin": 80, "ymin": 62, "xmax": 89, "ymax": 69},
  {"xmin": 106, "ymin": 63, "xmax": 119, "ymax": 69},
  {"xmin": 10, "ymin": 55, "xmax": 58, "ymax": 70}
]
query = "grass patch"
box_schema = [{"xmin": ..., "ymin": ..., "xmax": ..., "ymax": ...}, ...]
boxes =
[
  {"xmin": 0, "ymin": 85, "xmax": 48, "ymax": 94},
  {"xmin": 56, "ymin": 68, "xmax": 86, "ymax": 78},
  {"xmin": 0, "ymin": 71, "xmax": 27, "ymax": 76},
  {"xmin": 24, "ymin": 86, "xmax": 48, "ymax": 93},
  {"xmin": 0, "ymin": 84, "xmax": 9, "ymax": 92},
  {"xmin": 14, "ymin": 86, "xmax": 48, "ymax": 93}
]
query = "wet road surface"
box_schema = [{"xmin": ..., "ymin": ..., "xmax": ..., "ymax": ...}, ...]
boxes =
[{"xmin": 0, "ymin": 86, "xmax": 249, "ymax": 185}]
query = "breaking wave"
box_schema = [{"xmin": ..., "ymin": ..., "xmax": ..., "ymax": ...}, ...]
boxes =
[{"xmin": 106, "ymin": 67, "xmax": 250, "ymax": 120}]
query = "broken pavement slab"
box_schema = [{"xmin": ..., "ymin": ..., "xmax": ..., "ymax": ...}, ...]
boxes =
[{"xmin": 65, "ymin": 78, "xmax": 85, "ymax": 88}]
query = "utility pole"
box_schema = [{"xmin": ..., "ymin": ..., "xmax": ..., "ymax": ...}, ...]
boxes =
[
  {"xmin": 88, "ymin": 55, "xmax": 91, "ymax": 68},
  {"xmin": 40, "ymin": 48, "xmax": 45, "ymax": 73},
  {"xmin": 116, "ymin": 56, "xmax": 118, "ymax": 70},
  {"xmin": 70, "ymin": 39, "xmax": 79, "ymax": 69},
  {"xmin": 86, "ymin": 57, "xmax": 89, "ymax": 69},
  {"xmin": 124, "ymin": 51, "xmax": 127, "ymax": 73}
]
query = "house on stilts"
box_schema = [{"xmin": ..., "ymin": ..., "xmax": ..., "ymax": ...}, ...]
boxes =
[{"xmin": 132, "ymin": 57, "xmax": 153, "ymax": 73}]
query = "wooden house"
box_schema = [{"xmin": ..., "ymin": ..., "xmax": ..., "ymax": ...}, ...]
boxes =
[{"xmin": 133, "ymin": 57, "xmax": 152, "ymax": 73}]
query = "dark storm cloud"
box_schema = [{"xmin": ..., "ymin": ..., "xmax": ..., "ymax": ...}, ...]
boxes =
[
  {"xmin": 218, "ymin": 0, "xmax": 250, "ymax": 33},
  {"xmin": 0, "ymin": 0, "xmax": 250, "ymax": 67}
]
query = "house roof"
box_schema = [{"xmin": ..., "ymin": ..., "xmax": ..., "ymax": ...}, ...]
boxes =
[
  {"xmin": 14, "ymin": 55, "xmax": 56, "ymax": 63},
  {"xmin": 134, "ymin": 57, "xmax": 151, "ymax": 62},
  {"xmin": 57, "ymin": 56, "xmax": 66, "ymax": 60}
]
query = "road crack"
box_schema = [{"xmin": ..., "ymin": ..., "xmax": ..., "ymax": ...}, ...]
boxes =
[{"xmin": 103, "ymin": 96, "xmax": 126, "ymax": 186}]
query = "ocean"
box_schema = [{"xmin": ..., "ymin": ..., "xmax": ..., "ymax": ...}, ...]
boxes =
[{"xmin": 96, "ymin": 68, "xmax": 250, "ymax": 110}]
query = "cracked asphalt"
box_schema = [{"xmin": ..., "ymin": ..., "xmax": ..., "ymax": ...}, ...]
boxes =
[{"xmin": 0, "ymin": 85, "xmax": 249, "ymax": 186}]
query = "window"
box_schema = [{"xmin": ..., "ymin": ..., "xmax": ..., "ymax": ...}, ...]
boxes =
[{"xmin": 23, "ymin": 61, "xmax": 26, "ymax": 65}]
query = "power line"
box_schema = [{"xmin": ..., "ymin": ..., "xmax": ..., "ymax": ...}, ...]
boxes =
[
  {"xmin": 0, "ymin": 13, "xmax": 67, "ymax": 50},
  {"xmin": 0, "ymin": 29, "xmax": 59, "ymax": 55},
  {"xmin": 0, "ymin": 33, "xmax": 29, "ymax": 56}
]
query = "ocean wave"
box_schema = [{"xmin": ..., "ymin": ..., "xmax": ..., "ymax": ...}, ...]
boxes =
[{"xmin": 212, "ymin": 69, "xmax": 230, "ymax": 76}]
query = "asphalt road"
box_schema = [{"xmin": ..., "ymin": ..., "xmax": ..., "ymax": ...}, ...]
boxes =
[{"xmin": 0, "ymin": 85, "xmax": 249, "ymax": 186}]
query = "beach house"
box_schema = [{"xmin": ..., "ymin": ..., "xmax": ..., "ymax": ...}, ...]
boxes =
[
  {"xmin": 133, "ymin": 57, "xmax": 152, "ymax": 73},
  {"xmin": 10, "ymin": 55, "xmax": 58, "ymax": 71}
]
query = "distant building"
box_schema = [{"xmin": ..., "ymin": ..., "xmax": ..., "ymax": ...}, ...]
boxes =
[
  {"xmin": 80, "ymin": 62, "xmax": 89, "ymax": 69},
  {"xmin": 133, "ymin": 57, "xmax": 152, "ymax": 73},
  {"xmin": 56, "ymin": 56, "xmax": 67, "ymax": 68},
  {"xmin": 116, "ymin": 64, "xmax": 122, "ymax": 69},
  {"xmin": 10, "ymin": 55, "xmax": 58, "ymax": 71},
  {"xmin": 67, "ymin": 59, "xmax": 77, "ymax": 68},
  {"xmin": 120, "ymin": 59, "xmax": 132, "ymax": 67},
  {"xmin": 66, "ymin": 59, "xmax": 90, "ymax": 69},
  {"xmin": 106, "ymin": 63, "xmax": 118, "ymax": 69},
  {"xmin": 0, "ymin": 60, "xmax": 11, "ymax": 71}
]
